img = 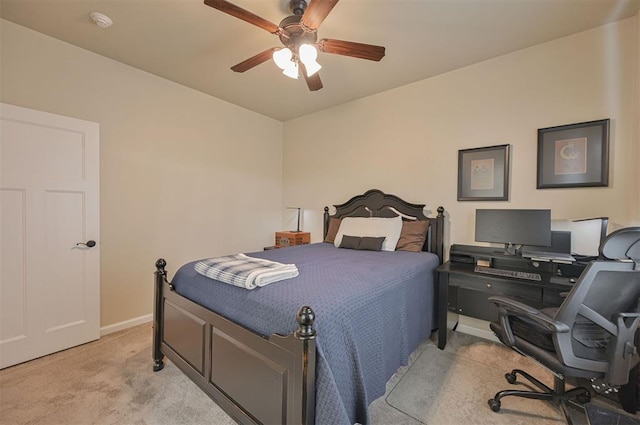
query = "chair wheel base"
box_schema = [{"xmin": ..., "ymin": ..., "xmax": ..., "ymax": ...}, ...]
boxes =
[{"xmin": 488, "ymin": 368, "xmax": 593, "ymax": 425}]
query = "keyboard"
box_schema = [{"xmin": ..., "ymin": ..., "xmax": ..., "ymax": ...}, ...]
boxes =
[{"xmin": 474, "ymin": 266, "xmax": 542, "ymax": 281}]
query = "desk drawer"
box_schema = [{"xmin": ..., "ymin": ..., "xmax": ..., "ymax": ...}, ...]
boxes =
[
  {"xmin": 449, "ymin": 274, "xmax": 542, "ymax": 301},
  {"xmin": 454, "ymin": 286, "xmax": 543, "ymax": 322}
]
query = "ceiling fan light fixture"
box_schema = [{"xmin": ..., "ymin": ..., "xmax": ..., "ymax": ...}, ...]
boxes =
[
  {"xmin": 282, "ymin": 61, "xmax": 299, "ymax": 79},
  {"xmin": 298, "ymin": 43, "xmax": 321, "ymax": 76},
  {"xmin": 302, "ymin": 59, "xmax": 321, "ymax": 77},
  {"xmin": 273, "ymin": 48, "xmax": 293, "ymax": 70}
]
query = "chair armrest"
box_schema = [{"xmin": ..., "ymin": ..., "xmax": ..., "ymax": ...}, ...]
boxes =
[
  {"xmin": 614, "ymin": 312, "xmax": 640, "ymax": 321},
  {"xmin": 488, "ymin": 295, "xmax": 539, "ymax": 315},
  {"xmin": 488, "ymin": 296, "xmax": 571, "ymax": 333},
  {"xmin": 488, "ymin": 295, "xmax": 570, "ymax": 347}
]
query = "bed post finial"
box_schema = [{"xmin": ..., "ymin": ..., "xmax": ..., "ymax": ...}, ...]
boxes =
[
  {"xmin": 437, "ymin": 206, "xmax": 444, "ymax": 217},
  {"xmin": 156, "ymin": 258, "xmax": 166, "ymax": 271},
  {"xmin": 295, "ymin": 306, "xmax": 316, "ymax": 339}
]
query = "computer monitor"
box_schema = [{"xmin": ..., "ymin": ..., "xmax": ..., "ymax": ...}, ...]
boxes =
[{"xmin": 475, "ymin": 209, "xmax": 552, "ymax": 255}]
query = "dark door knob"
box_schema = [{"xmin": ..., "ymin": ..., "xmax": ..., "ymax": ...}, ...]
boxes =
[{"xmin": 76, "ymin": 240, "xmax": 96, "ymax": 248}]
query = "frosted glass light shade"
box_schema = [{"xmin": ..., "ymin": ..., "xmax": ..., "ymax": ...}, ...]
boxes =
[
  {"xmin": 302, "ymin": 60, "xmax": 321, "ymax": 77},
  {"xmin": 273, "ymin": 48, "xmax": 293, "ymax": 70},
  {"xmin": 282, "ymin": 61, "xmax": 299, "ymax": 79},
  {"xmin": 299, "ymin": 44, "xmax": 317, "ymax": 63},
  {"xmin": 299, "ymin": 44, "xmax": 321, "ymax": 76}
]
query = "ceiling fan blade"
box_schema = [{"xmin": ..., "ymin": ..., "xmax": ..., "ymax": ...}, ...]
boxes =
[
  {"xmin": 230, "ymin": 48, "xmax": 279, "ymax": 73},
  {"xmin": 301, "ymin": 0, "xmax": 340, "ymax": 31},
  {"xmin": 204, "ymin": 0, "xmax": 280, "ymax": 34},
  {"xmin": 300, "ymin": 63, "xmax": 323, "ymax": 91},
  {"xmin": 317, "ymin": 39, "xmax": 385, "ymax": 61}
]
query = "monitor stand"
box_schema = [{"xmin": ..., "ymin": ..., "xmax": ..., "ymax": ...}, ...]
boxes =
[
  {"xmin": 492, "ymin": 244, "xmax": 522, "ymax": 257},
  {"xmin": 502, "ymin": 243, "xmax": 519, "ymax": 256}
]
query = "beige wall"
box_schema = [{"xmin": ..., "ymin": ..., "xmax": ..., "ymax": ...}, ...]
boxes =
[
  {"xmin": 1, "ymin": 20, "xmax": 284, "ymax": 328},
  {"xmin": 2, "ymin": 14, "xmax": 638, "ymax": 329},
  {"xmin": 283, "ymin": 16, "xmax": 640, "ymax": 250}
]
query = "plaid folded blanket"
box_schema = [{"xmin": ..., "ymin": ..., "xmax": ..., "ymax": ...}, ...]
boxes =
[{"xmin": 194, "ymin": 253, "xmax": 299, "ymax": 290}]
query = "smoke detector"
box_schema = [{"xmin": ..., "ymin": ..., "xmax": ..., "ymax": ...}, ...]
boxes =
[{"xmin": 90, "ymin": 12, "xmax": 113, "ymax": 28}]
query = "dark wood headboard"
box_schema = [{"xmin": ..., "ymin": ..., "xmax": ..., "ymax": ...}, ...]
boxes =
[{"xmin": 323, "ymin": 189, "xmax": 445, "ymax": 263}]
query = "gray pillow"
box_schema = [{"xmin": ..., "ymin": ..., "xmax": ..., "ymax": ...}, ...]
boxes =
[
  {"xmin": 339, "ymin": 235, "xmax": 361, "ymax": 249},
  {"xmin": 339, "ymin": 235, "xmax": 385, "ymax": 251},
  {"xmin": 358, "ymin": 236, "xmax": 385, "ymax": 251}
]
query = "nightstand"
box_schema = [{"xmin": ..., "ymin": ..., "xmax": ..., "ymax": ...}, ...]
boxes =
[{"xmin": 275, "ymin": 231, "xmax": 310, "ymax": 248}]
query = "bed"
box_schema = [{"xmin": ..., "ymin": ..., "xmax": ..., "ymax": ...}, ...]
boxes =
[{"xmin": 152, "ymin": 189, "xmax": 445, "ymax": 425}]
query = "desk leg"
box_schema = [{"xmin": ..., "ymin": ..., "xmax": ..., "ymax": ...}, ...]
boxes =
[{"xmin": 438, "ymin": 273, "xmax": 448, "ymax": 349}]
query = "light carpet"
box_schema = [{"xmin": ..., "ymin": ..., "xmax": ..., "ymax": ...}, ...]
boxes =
[
  {"xmin": 0, "ymin": 324, "xmax": 235, "ymax": 425},
  {"xmin": 0, "ymin": 324, "xmax": 631, "ymax": 425},
  {"xmin": 386, "ymin": 344, "xmax": 567, "ymax": 425}
]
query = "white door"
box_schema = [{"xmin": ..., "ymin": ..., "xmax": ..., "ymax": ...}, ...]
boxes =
[{"xmin": 0, "ymin": 103, "xmax": 100, "ymax": 369}]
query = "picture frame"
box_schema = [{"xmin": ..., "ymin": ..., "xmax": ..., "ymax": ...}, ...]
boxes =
[
  {"xmin": 537, "ymin": 119, "xmax": 610, "ymax": 189},
  {"xmin": 457, "ymin": 144, "xmax": 510, "ymax": 201}
]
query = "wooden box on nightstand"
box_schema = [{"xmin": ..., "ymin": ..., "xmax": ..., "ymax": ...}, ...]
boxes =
[{"xmin": 275, "ymin": 231, "xmax": 310, "ymax": 248}]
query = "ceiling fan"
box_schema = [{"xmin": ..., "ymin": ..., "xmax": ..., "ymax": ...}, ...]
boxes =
[{"xmin": 203, "ymin": 0, "xmax": 386, "ymax": 91}]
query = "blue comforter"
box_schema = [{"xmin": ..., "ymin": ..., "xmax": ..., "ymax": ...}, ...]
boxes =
[{"xmin": 171, "ymin": 243, "xmax": 439, "ymax": 425}]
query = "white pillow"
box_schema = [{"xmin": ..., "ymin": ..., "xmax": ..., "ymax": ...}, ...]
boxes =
[{"xmin": 334, "ymin": 216, "xmax": 403, "ymax": 252}]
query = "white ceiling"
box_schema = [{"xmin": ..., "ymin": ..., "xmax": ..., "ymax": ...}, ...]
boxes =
[{"xmin": 1, "ymin": 0, "xmax": 639, "ymax": 121}]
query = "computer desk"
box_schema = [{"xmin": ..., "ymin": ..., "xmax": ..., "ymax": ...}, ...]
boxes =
[{"xmin": 436, "ymin": 259, "xmax": 577, "ymax": 349}]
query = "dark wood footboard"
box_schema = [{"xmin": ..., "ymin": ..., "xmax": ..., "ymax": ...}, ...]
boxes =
[{"xmin": 152, "ymin": 259, "xmax": 316, "ymax": 425}]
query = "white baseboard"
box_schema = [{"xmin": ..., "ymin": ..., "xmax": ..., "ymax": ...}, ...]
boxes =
[{"xmin": 100, "ymin": 314, "xmax": 153, "ymax": 336}]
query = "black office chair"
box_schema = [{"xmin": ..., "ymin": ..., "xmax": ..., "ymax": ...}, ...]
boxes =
[{"xmin": 487, "ymin": 227, "xmax": 640, "ymax": 424}]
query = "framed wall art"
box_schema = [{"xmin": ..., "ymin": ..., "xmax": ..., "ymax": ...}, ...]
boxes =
[
  {"xmin": 457, "ymin": 144, "xmax": 510, "ymax": 201},
  {"xmin": 537, "ymin": 119, "xmax": 610, "ymax": 189}
]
